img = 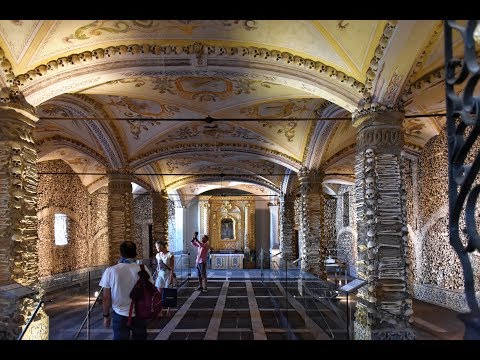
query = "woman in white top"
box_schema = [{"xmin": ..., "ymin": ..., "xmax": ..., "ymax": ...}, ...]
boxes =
[{"xmin": 154, "ymin": 240, "xmax": 174, "ymax": 317}]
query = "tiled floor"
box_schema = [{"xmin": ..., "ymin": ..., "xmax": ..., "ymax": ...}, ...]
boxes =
[{"xmin": 43, "ymin": 269, "xmax": 466, "ymax": 341}]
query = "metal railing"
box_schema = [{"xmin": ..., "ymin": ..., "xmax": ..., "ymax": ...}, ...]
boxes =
[{"xmin": 444, "ymin": 19, "xmax": 480, "ymax": 340}]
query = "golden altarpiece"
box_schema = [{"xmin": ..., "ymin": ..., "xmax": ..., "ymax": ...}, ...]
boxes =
[{"xmin": 199, "ymin": 196, "xmax": 255, "ymax": 269}]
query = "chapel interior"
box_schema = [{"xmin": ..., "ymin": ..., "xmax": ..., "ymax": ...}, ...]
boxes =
[{"xmin": 0, "ymin": 19, "xmax": 479, "ymax": 341}]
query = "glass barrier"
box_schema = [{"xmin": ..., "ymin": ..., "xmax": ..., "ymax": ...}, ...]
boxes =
[
  {"xmin": 258, "ymin": 249, "xmax": 356, "ymax": 340},
  {"xmin": 41, "ymin": 251, "xmax": 192, "ymax": 340},
  {"xmin": 42, "ymin": 250, "xmax": 361, "ymax": 340}
]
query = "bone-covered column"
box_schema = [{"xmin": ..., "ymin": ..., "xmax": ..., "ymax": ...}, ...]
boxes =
[
  {"xmin": 352, "ymin": 107, "xmax": 414, "ymax": 340},
  {"xmin": 152, "ymin": 190, "xmax": 169, "ymax": 246},
  {"xmin": 0, "ymin": 106, "xmax": 48, "ymax": 339},
  {"xmin": 279, "ymin": 193, "xmax": 296, "ymax": 262},
  {"xmin": 107, "ymin": 170, "xmax": 133, "ymax": 264},
  {"xmin": 298, "ymin": 168, "xmax": 326, "ymax": 279}
]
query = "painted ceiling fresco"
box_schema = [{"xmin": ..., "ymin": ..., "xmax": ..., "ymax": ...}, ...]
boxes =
[{"xmin": 0, "ymin": 19, "xmax": 450, "ymax": 204}]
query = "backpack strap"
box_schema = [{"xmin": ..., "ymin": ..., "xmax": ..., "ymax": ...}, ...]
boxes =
[
  {"xmin": 159, "ymin": 258, "xmax": 171, "ymax": 271},
  {"xmin": 127, "ymin": 264, "xmax": 146, "ymax": 327}
]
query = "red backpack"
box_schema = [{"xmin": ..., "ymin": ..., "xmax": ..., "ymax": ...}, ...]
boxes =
[{"xmin": 127, "ymin": 264, "xmax": 163, "ymax": 326}]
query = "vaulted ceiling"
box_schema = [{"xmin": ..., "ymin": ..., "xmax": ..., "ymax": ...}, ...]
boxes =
[{"xmin": 0, "ymin": 20, "xmax": 451, "ymax": 206}]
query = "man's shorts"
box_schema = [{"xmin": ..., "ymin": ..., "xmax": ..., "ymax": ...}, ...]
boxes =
[{"xmin": 196, "ymin": 262, "xmax": 207, "ymax": 278}]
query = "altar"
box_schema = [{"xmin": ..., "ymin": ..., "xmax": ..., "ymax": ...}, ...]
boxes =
[{"xmin": 210, "ymin": 253, "xmax": 244, "ymax": 269}]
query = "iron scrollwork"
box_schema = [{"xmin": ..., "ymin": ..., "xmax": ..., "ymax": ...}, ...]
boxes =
[{"xmin": 444, "ymin": 20, "xmax": 480, "ymax": 339}]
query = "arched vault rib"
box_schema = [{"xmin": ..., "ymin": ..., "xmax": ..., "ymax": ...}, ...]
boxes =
[
  {"xmin": 38, "ymin": 94, "xmax": 127, "ymax": 169},
  {"xmin": 20, "ymin": 50, "xmax": 363, "ymax": 111},
  {"xmin": 130, "ymin": 143, "xmax": 302, "ymax": 172},
  {"xmin": 36, "ymin": 135, "xmax": 108, "ymax": 166},
  {"xmin": 305, "ymin": 104, "xmax": 351, "ymax": 170},
  {"xmin": 166, "ymin": 174, "xmax": 280, "ymax": 194}
]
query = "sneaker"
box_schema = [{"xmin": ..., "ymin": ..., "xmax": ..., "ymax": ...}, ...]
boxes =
[
  {"xmin": 195, "ymin": 286, "xmax": 203, "ymax": 291},
  {"xmin": 202, "ymin": 288, "xmax": 208, "ymax": 293}
]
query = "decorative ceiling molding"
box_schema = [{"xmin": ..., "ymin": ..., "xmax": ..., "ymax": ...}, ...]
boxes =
[
  {"xmin": 299, "ymin": 100, "xmax": 331, "ymax": 165},
  {"xmin": 323, "ymin": 174, "xmax": 354, "ymax": 185},
  {"xmin": 37, "ymin": 93, "xmax": 128, "ymax": 168},
  {"xmin": 131, "ymin": 174, "xmax": 154, "ymax": 193},
  {"xmin": 306, "ymin": 103, "xmax": 349, "ymax": 170},
  {"xmin": 320, "ymin": 143, "xmax": 356, "ymax": 172},
  {"xmin": 86, "ymin": 176, "xmax": 108, "ymax": 194},
  {"xmin": 363, "ymin": 20, "xmax": 397, "ymax": 99},
  {"xmin": 130, "ymin": 142, "xmax": 302, "ymax": 171},
  {"xmin": 403, "ymin": 21, "xmax": 444, "ymax": 95},
  {"xmin": 402, "ymin": 66, "xmax": 445, "ymax": 103},
  {"xmin": 36, "ymin": 135, "xmax": 108, "ymax": 165},
  {"xmin": 83, "ymin": 119, "xmax": 123, "ymax": 168},
  {"xmin": 166, "ymin": 174, "xmax": 280, "ymax": 194},
  {"xmin": 10, "ymin": 42, "xmax": 366, "ymax": 109}
]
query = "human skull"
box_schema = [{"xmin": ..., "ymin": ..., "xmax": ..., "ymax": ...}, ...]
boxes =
[
  {"xmin": 57, "ymin": 57, "xmax": 68, "ymax": 67},
  {"xmin": 10, "ymin": 167, "xmax": 22, "ymax": 179},
  {"xmin": 12, "ymin": 189, "xmax": 23, "ymax": 202},
  {"xmin": 304, "ymin": 59, "xmax": 315, "ymax": 69},
  {"xmin": 293, "ymin": 56, "xmax": 304, "ymax": 66},
  {"xmin": 365, "ymin": 148, "xmax": 375, "ymax": 158},
  {"xmin": 27, "ymin": 70, "xmax": 37, "ymax": 80},
  {"xmin": 315, "ymin": 62, "xmax": 327, "ymax": 72},
  {"xmin": 326, "ymin": 66, "xmax": 336, "ymax": 77},
  {"xmin": 79, "ymin": 51, "xmax": 92, "ymax": 62},
  {"xmin": 67, "ymin": 54, "xmax": 80, "ymax": 65},
  {"xmin": 281, "ymin": 52, "xmax": 293, "ymax": 63},
  {"xmin": 269, "ymin": 50, "xmax": 280, "ymax": 61},
  {"xmin": 259, "ymin": 48, "xmax": 268, "ymax": 59},
  {"xmin": 105, "ymin": 46, "xmax": 117, "ymax": 57},
  {"xmin": 11, "ymin": 178, "xmax": 22, "ymax": 189},
  {"xmin": 250, "ymin": 47, "xmax": 260, "ymax": 58},
  {"xmin": 365, "ymin": 176, "xmax": 375, "ymax": 188},
  {"xmin": 35, "ymin": 64, "xmax": 48, "ymax": 76},
  {"xmin": 127, "ymin": 45, "xmax": 140, "ymax": 55},
  {"xmin": 9, "ymin": 86, "xmax": 20, "ymax": 97},
  {"xmin": 226, "ymin": 47, "xmax": 238, "ymax": 56},
  {"xmin": 0, "ymin": 89, "xmax": 10, "ymax": 103},
  {"xmin": 1, "ymin": 59, "xmax": 12, "ymax": 74},
  {"xmin": 47, "ymin": 60, "xmax": 58, "ymax": 71},
  {"xmin": 117, "ymin": 45, "xmax": 128, "ymax": 55},
  {"xmin": 365, "ymin": 188, "xmax": 375, "ymax": 200},
  {"xmin": 10, "ymin": 142, "xmax": 22, "ymax": 154},
  {"xmin": 11, "ymin": 154, "xmax": 22, "ymax": 167},
  {"xmin": 139, "ymin": 44, "xmax": 150, "ymax": 54}
]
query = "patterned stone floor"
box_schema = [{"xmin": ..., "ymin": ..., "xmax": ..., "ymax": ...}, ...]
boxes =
[{"xmin": 42, "ymin": 269, "xmax": 465, "ymax": 341}]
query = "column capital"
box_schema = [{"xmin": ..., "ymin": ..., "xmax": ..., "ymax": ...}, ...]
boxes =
[
  {"xmin": 352, "ymin": 101, "xmax": 404, "ymax": 129},
  {"xmin": 0, "ymin": 105, "xmax": 39, "ymax": 143},
  {"xmin": 106, "ymin": 168, "xmax": 133, "ymax": 184},
  {"xmin": 0, "ymin": 86, "xmax": 37, "ymax": 120},
  {"xmin": 154, "ymin": 189, "xmax": 168, "ymax": 198}
]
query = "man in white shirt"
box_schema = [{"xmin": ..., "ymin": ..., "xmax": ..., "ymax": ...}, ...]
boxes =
[{"xmin": 99, "ymin": 240, "xmax": 153, "ymax": 340}]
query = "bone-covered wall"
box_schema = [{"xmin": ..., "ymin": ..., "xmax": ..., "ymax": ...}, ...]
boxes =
[
  {"xmin": 37, "ymin": 160, "xmax": 90, "ymax": 276},
  {"xmin": 133, "ymin": 194, "xmax": 152, "ymax": 259},
  {"xmin": 413, "ymin": 130, "xmax": 480, "ymax": 310},
  {"xmin": 168, "ymin": 200, "xmax": 176, "ymax": 253},
  {"xmin": 335, "ymin": 185, "xmax": 357, "ymax": 276},
  {"xmin": 402, "ymin": 155, "xmax": 417, "ymax": 295},
  {"xmin": 89, "ymin": 186, "xmax": 109, "ymax": 266},
  {"xmin": 324, "ymin": 196, "xmax": 337, "ymax": 251}
]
